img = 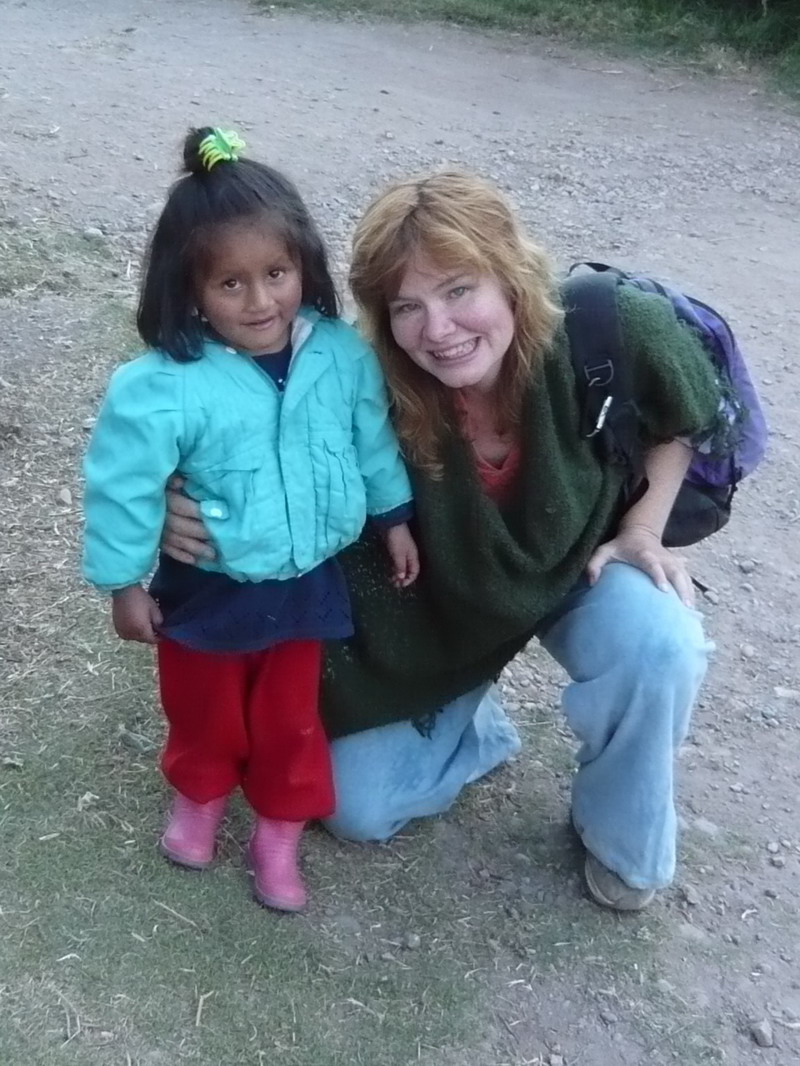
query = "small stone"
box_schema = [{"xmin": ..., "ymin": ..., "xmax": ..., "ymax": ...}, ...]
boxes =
[
  {"xmin": 738, "ymin": 559, "xmax": 757, "ymax": 574},
  {"xmin": 764, "ymin": 888, "xmax": 779, "ymax": 899},
  {"xmin": 2, "ymin": 756, "xmax": 23, "ymax": 770},
  {"xmin": 703, "ymin": 589, "xmax": 720, "ymax": 605},
  {"xmin": 741, "ymin": 644, "xmax": 756, "ymax": 660},
  {"xmin": 730, "ymin": 782, "xmax": 744, "ymax": 793},
  {"xmin": 767, "ymin": 841, "xmax": 780, "ymax": 854},
  {"xmin": 694, "ymin": 817, "xmax": 720, "ymax": 837},
  {"xmin": 770, "ymin": 855, "xmax": 786, "ymax": 868},
  {"xmin": 677, "ymin": 922, "xmax": 710, "ymax": 944},
  {"xmin": 750, "ymin": 1019, "xmax": 774, "ymax": 1047},
  {"xmin": 117, "ymin": 725, "xmax": 156, "ymax": 753},
  {"xmin": 82, "ymin": 226, "xmax": 104, "ymax": 241},
  {"xmin": 600, "ymin": 1010, "xmax": 618, "ymax": 1025},
  {"xmin": 741, "ymin": 582, "xmax": 755, "ymax": 593},
  {"xmin": 82, "ymin": 417, "xmax": 96, "ymax": 430},
  {"xmin": 548, "ymin": 1056, "xmax": 564, "ymax": 1066},
  {"xmin": 681, "ymin": 884, "xmax": 702, "ymax": 906},
  {"xmin": 403, "ymin": 932, "xmax": 421, "ymax": 950},
  {"xmin": 656, "ymin": 978, "xmax": 675, "ymax": 994},
  {"xmin": 379, "ymin": 951, "xmax": 396, "ymax": 962},
  {"xmin": 774, "ymin": 686, "xmax": 799, "ymax": 701},
  {"xmin": 57, "ymin": 487, "xmax": 73, "ymax": 506}
]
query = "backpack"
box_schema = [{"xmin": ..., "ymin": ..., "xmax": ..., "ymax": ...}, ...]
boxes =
[{"xmin": 561, "ymin": 262, "xmax": 768, "ymax": 548}]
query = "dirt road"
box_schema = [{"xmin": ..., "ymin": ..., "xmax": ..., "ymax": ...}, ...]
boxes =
[{"xmin": 2, "ymin": 2, "xmax": 799, "ymax": 1064}]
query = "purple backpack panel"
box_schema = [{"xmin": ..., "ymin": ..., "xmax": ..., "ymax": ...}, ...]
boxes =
[{"xmin": 631, "ymin": 278, "xmax": 768, "ymax": 490}]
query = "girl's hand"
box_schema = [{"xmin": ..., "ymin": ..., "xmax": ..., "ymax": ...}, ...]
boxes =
[
  {"xmin": 112, "ymin": 585, "xmax": 163, "ymax": 644},
  {"xmin": 162, "ymin": 475, "xmax": 216, "ymax": 564},
  {"xmin": 384, "ymin": 522, "xmax": 420, "ymax": 588},
  {"xmin": 586, "ymin": 523, "xmax": 695, "ymax": 607}
]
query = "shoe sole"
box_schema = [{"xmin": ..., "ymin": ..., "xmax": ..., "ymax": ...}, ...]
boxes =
[
  {"xmin": 584, "ymin": 857, "xmax": 655, "ymax": 912},
  {"xmin": 247, "ymin": 843, "xmax": 307, "ymax": 912},
  {"xmin": 253, "ymin": 887, "xmax": 307, "ymax": 913},
  {"xmin": 158, "ymin": 836, "xmax": 213, "ymax": 871}
]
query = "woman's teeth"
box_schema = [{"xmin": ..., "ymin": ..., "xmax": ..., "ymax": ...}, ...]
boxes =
[{"xmin": 431, "ymin": 339, "xmax": 477, "ymax": 361}]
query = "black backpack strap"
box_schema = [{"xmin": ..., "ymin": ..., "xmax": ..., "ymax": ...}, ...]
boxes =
[{"xmin": 561, "ymin": 269, "xmax": 642, "ymax": 475}]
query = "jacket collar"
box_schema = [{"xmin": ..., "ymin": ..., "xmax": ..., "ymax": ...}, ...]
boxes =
[
  {"xmin": 202, "ymin": 308, "xmax": 334, "ymax": 409},
  {"xmin": 282, "ymin": 307, "xmax": 335, "ymax": 411}
]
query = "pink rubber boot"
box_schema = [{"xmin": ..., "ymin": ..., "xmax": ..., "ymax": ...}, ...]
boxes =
[
  {"xmin": 249, "ymin": 818, "xmax": 308, "ymax": 912},
  {"xmin": 159, "ymin": 792, "xmax": 227, "ymax": 870}
]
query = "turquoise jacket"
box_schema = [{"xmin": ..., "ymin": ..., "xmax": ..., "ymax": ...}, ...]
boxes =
[{"xmin": 83, "ymin": 310, "xmax": 413, "ymax": 590}]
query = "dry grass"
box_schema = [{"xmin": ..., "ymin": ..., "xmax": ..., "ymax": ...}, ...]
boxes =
[
  {"xmin": 0, "ymin": 217, "xmax": 124, "ymax": 298},
  {"xmin": 0, "ymin": 217, "xmax": 725, "ymax": 1065}
]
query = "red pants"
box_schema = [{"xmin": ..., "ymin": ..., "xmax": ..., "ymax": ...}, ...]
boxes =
[{"xmin": 157, "ymin": 639, "xmax": 334, "ymax": 821}]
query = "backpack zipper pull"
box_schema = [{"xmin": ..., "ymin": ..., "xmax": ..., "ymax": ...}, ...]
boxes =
[{"xmin": 586, "ymin": 395, "xmax": 613, "ymax": 438}]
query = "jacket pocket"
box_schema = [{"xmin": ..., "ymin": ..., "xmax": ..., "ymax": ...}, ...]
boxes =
[
  {"xmin": 315, "ymin": 440, "xmax": 366, "ymax": 548},
  {"xmin": 183, "ymin": 418, "xmax": 271, "ymax": 476},
  {"xmin": 184, "ymin": 451, "xmax": 260, "ymax": 514}
]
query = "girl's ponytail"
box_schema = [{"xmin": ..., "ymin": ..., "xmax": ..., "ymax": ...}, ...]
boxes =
[
  {"xmin": 182, "ymin": 127, "xmax": 246, "ymax": 175},
  {"xmin": 183, "ymin": 127, "xmax": 214, "ymax": 175}
]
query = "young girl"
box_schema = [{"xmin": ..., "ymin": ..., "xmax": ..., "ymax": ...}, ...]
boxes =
[{"xmin": 83, "ymin": 127, "xmax": 418, "ymax": 912}]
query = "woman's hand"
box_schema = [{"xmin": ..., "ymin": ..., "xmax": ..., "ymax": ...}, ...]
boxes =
[
  {"xmin": 586, "ymin": 523, "xmax": 695, "ymax": 607},
  {"xmin": 384, "ymin": 522, "xmax": 420, "ymax": 588},
  {"xmin": 111, "ymin": 585, "xmax": 163, "ymax": 644},
  {"xmin": 162, "ymin": 475, "xmax": 216, "ymax": 564}
]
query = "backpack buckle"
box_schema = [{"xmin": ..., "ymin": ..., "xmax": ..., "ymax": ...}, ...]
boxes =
[{"xmin": 582, "ymin": 359, "xmax": 615, "ymax": 438}]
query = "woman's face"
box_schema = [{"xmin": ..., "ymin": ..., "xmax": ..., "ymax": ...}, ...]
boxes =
[{"xmin": 388, "ymin": 254, "xmax": 515, "ymax": 392}]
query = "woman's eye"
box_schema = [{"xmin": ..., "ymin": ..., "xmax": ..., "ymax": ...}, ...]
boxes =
[
  {"xmin": 222, "ymin": 279, "xmax": 240, "ymax": 291},
  {"xmin": 448, "ymin": 285, "xmax": 469, "ymax": 299},
  {"xmin": 268, "ymin": 269, "xmax": 286, "ymax": 280},
  {"xmin": 391, "ymin": 303, "xmax": 416, "ymax": 316}
]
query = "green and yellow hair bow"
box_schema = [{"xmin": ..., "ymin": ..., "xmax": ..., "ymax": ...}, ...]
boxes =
[{"xmin": 198, "ymin": 128, "xmax": 246, "ymax": 171}]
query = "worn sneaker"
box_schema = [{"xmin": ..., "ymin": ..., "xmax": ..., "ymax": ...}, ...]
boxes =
[{"xmin": 584, "ymin": 853, "xmax": 656, "ymax": 911}]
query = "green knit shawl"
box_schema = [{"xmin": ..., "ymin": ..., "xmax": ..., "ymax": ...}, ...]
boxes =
[{"xmin": 321, "ymin": 286, "xmax": 721, "ymax": 739}]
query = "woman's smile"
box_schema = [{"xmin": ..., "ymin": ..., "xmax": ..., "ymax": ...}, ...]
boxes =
[{"xmin": 389, "ymin": 255, "xmax": 515, "ymax": 392}]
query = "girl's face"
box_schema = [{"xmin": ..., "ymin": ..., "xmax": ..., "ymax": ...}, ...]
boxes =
[
  {"xmin": 387, "ymin": 253, "xmax": 515, "ymax": 393},
  {"xmin": 196, "ymin": 222, "xmax": 303, "ymax": 355}
]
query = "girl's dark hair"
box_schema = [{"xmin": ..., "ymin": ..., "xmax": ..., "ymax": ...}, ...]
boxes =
[{"xmin": 137, "ymin": 127, "xmax": 340, "ymax": 361}]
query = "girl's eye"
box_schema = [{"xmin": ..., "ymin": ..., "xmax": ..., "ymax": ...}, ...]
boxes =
[
  {"xmin": 268, "ymin": 269, "xmax": 286, "ymax": 281},
  {"xmin": 222, "ymin": 279, "xmax": 240, "ymax": 291}
]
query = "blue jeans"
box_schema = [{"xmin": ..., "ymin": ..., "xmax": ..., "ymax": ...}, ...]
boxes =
[{"xmin": 323, "ymin": 562, "xmax": 711, "ymax": 889}]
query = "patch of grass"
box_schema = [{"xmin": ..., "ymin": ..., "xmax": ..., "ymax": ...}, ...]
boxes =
[
  {"xmin": 0, "ymin": 584, "xmax": 664, "ymax": 1064},
  {"xmin": 255, "ymin": 0, "xmax": 800, "ymax": 95},
  {"xmin": 0, "ymin": 282, "xmax": 734, "ymax": 1063},
  {"xmin": 0, "ymin": 219, "xmax": 123, "ymax": 298}
]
